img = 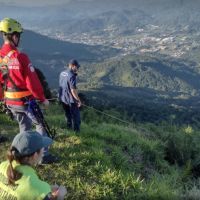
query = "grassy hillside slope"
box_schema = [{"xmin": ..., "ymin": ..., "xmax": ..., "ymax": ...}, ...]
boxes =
[{"xmin": 1, "ymin": 104, "xmax": 200, "ymax": 199}]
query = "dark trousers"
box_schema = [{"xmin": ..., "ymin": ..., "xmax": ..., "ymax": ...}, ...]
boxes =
[{"xmin": 62, "ymin": 102, "xmax": 81, "ymax": 132}]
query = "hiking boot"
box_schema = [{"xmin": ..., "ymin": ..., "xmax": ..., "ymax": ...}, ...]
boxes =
[
  {"xmin": 0, "ymin": 135, "xmax": 8, "ymax": 143},
  {"xmin": 41, "ymin": 154, "xmax": 60, "ymax": 164}
]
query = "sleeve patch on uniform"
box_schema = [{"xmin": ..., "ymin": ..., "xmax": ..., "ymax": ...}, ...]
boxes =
[{"xmin": 28, "ymin": 63, "xmax": 35, "ymax": 72}]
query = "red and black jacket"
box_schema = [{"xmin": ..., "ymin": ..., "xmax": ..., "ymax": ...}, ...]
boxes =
[{"xmin": 0, "ymin": 43, "xmax": 45, "ymax": 106}]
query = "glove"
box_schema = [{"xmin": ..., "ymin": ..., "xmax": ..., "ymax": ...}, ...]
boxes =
[{"xmin": 42, "ymin": 99, "xmax": 49, "ymax": 109}]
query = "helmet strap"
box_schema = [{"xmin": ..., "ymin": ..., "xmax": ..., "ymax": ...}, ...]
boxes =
[
  {"xmin": 6, "ymin": 33, "xmax": 20, "ymax": 47},
  {"xmin": 13, "ymin": 34, "xmax": 20, "ymax": 47}
]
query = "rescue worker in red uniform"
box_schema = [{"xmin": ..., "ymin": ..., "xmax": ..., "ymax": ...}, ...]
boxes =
[{"xmin": 0, "ymin": 18, "xmax": 58, "ymax": 164}]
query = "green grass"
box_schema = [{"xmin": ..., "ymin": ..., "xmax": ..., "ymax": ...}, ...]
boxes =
[{"xmin": 1, "ymin": 104, "xmax": 200, "ymax": 199}]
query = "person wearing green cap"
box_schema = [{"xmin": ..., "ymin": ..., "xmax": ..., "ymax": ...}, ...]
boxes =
[{"xmin": 0, "ymin": 131, "xmax": 67, "ymax": 200}]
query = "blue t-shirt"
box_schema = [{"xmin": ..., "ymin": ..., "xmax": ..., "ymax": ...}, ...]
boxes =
[{"xmin": 59, "ymin": 68, "xmax": 77, "ymax": 104}]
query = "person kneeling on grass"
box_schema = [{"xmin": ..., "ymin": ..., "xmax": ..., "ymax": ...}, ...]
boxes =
[{"xmin": 0, "ymin": 131, "xmax": 67, "ymax": 200}]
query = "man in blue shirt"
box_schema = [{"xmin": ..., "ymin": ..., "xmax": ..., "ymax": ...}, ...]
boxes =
[{"xmin": 59, "ymin": 59, "xmax": 81, "ymax": 132}]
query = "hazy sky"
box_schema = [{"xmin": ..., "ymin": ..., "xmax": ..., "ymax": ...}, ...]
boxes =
[
  {"xmin": 1, "ymin": 0, "xmax": 191, "ymax": 8},
  {"xmin": 2, "ymin": 0, "xmax": 104, "ymax": 6}
]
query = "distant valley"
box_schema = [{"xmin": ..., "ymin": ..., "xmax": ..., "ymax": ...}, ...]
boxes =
[
  {"xmin": 0, "ymin": 30, "xmax": 120, "ymax": 88},
  {"xmin": 1, "ymin": 1, "xmax": 200, "ymax": 124}
]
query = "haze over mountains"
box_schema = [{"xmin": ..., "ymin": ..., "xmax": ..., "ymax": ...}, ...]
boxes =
[
  {"xmin": 0, "ymin": 30, "xmax": 119, "ymax": 87},
  {"xmin": 1, "ymin": 0, "xmax": 200, "ymax": 59},
  {"xmin": 1, "ymin": 0, "xmax": 200, "ymax": 123}
]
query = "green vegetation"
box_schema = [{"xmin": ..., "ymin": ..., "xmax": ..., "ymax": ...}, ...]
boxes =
[
  {"xmin": 80, "ymin": 54, "xmax": 200, "ymax": 95},
  {"xmin": 77, "ymin": 53, "xmax": 200, "ymax": 126},
  {"xmin": 1, "ymin": 104, "xmax": 200, "ymax": 199}
]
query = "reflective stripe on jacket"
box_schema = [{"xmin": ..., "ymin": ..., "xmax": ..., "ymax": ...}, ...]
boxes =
[{"xmin": 4, "ymin": 90, "xmax": 32, "ymax": 99}]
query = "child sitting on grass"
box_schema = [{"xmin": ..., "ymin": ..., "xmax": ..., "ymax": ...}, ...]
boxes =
[{"xmin": 0, "ymin": 131, "xmax": 67, "ymax": 200}]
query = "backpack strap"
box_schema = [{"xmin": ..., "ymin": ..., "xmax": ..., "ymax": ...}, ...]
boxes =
[{"xmin": 0, "ymin": 50, "xmax": 16, "ymax": 66}]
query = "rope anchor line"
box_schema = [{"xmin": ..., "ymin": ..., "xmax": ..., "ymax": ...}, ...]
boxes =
[
  {"xmin": 46, "ymin": 98, "xmax": 133, "ymax": 126},
  {"xmin": 82, "ymin": 103, "xmax": 132, "ymax": 126}
]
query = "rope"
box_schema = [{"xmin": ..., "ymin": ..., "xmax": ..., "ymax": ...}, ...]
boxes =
[
  {"xmin": 82, "ymin": 103, "xmax": 132, "ymax": 126},
  {"xmin": 46, "ymin": 98, "xmax": 58, "ymax": 101},
  {"xmin": 46, "ymin": 98, "xmax": 133, "ymax": 126}
]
